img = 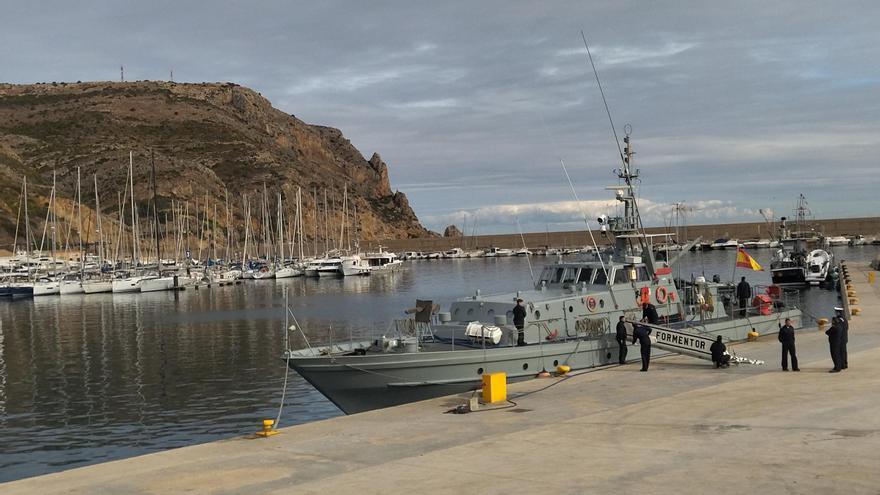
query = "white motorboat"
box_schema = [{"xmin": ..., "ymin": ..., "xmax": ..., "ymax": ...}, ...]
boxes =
[
  {"xmin": 363, "ymin": 250, "xmax": 403, "ymax": 272},
  {"xmin": 804, "ymin": 249, "xmax": 833, "ymax": 286},
  {"xmin": 303, "ymin": 260, "xmax": 324, "ymax": 277},
  {"xmin": 709, "ymin": 238, "xmax": 738, "ymax": 249},
  {"xmin": 341, "ymin": 256, "xmax": 371, "ymax": 276},
  {"xmin": 139, "ymin": 274, "xmax": 177, "ymax": 292},
  {"xmin": 512, "ymin": 248, "xmax": 532, "ymax": 256},
  {"xmin": 483, "ymin": 247, "xmax": 513, "ymax": 257},
  {"xmin": 316, "ymin": 258, "xmax": 344, "ymax": 277},
  {"xmin": 251, "ymin": 266, "xmax": 275, "ymax": 280},
  {"xmin": 824, "ymin": 236, "xmax": 848, "ymax": 246},
  {"xmin": 443, "ymin": 248, "xmax": 464, "ymax": 259},
  {"xmin": 849, "ymin": 235, "xmax": 872, "ymax": 246}
]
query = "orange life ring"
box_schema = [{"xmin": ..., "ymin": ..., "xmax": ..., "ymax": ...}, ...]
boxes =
[
  {"xmin": 639, "ymin": 287, "xmax": 650, "ymax": 305},
  {"xmin": 586, "ymin": 296, "xmax": 597, "ymax": 312},
  {"xmin": 656, "ymin": 286, "xmax": 668, "ymax": 304}
]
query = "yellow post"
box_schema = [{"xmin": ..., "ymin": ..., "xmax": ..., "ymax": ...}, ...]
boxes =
[
  {"xmin": 817, "ymin": 317, "xmax": 828, "ymax": 332},
  {"xmin": 481, "ymin": 372, "xmax": 507, "ymax": 404},
  {"xmin": 255, "ymin": 419, "xmax": 279, "ymax": 437},
  {"xmin": 869, "ymin": 272, "xmax": 876, "ymax": 284}
]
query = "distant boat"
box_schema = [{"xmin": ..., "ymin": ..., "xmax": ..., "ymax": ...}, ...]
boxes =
[
  {"xmin": 483, "ymin": 247, "xmax": 512, "ymax": 257},
  {"xmin": 364, "ymin": 249, "xmax": 403, "ymax": 272},
  {"xmin": 804, "ymin": 249, "xmax": 833, "ymax": 286},
  {"xmin": 824, "ymin": 235, "xmax": 848, "ymax": 246},
  {"xmin": 710, "ymin": 238, "xmax": 738, "ymax": 249}
]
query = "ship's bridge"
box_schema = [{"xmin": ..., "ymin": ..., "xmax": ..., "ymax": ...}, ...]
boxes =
[{"xmin": 535, "ymin": 261, "xmax": 652, "ymax": 291}]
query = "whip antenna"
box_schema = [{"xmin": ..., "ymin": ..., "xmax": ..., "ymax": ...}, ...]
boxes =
[{"xmin": 581, "ymin": 30, "xmax": 626, "ymax": 168}]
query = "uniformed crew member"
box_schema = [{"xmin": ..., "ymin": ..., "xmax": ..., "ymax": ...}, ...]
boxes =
[
  {"xmin": 710, "ymin": 335, "xmax": 730, "ymax": 368},
  {"xmin": 615, "ymin": 316, "xmax": 628, "ymax": 364},
  {"xmin": 826, "ymin": 317, "xmax": 843, "ymax": 373},
  {"xmin": 835, "ymin": 307, "xmax": 848, "ymax": 369},
  {"xmin": 512, "ymin": 298, "xmax": 527, "ymax": 346},
  {"xmin": 778, "ymin": 317, "xmax": 799, "ymax": 371},
  {"xmin": 736, "ymin": 276, "xmax": 751, "ymax": 317},
  {"xmin": 632, "ymin": 319, "xmax": 652, "ymax": 371},
  {"xmin": 642, "ymin": 302, "xmax": 660, "ymax": 325}
]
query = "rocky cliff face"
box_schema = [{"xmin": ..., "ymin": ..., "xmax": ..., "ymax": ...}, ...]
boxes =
[{"xmin": 0, "ymin": 81, "xmax": 432, "ymax": 251}]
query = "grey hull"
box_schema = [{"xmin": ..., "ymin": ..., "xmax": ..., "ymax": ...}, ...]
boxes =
[{"xmin": 288, "ymin": 311, "xmax": 800, "ymax": 414}]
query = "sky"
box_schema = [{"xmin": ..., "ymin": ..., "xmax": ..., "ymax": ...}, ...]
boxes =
[{"xmin": 1, "ymin": 0, "xmax": 878, "ymax": 234}]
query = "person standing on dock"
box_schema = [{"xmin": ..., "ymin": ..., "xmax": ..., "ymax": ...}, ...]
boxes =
[
  {"xmin": 616, "ymin": 316, "xmax": 628, "ymax": 364},
  {"xmin": 835, "ymin": 307, "xmax": 849, "ymax": 369},
  {"xmin": 632, "ymin": 319, "xmax": 652, "ymax": 371},
  {"xmin": 513, "ymin": 298, "xmax": 527, "ymax": 346},
  {"xmin": 642, "ymin": 302, "xmax": 659, "ymax": 325},
  {"xmin": 736, "ymin": 277, "xmax": 751, "ymax": 317},
  {"xmin": 778, "ymin": 318, "xmax": 799, "ymax": 371},
  {"xmin": 826, "ymin": 317, "xmax": 843, "ymax": 373}
]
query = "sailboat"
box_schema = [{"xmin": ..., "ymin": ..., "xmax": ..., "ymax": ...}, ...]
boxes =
[
  {"xmin": 112, "ymin": 152, "xmax": 146, "ymax": 293},
  {"xmin": 82, "ymin": 174, "xmax": 113, "ymax": 293}
]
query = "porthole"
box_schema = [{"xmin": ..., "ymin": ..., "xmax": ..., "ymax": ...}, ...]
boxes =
[
  {"xmin": 599, "ymin": 299, "xmax": 605, "ymax": 308},
  {"xmin": 568, "ymin": 305, "xmax": 574, "ymax": 313},
  {"xmin": 545, "ymin": 304, "xmax": 550, "ymax": 310},
  {"xmin": 467, "ymin": 308, "xmax": 474, "ymax": 316},
  {"xmin": 477, "ymin": 367, "xmax": 484, "ymax": 375},
  {"xmin": 553, "ymin": 360, "xmax": 559, "ymax": 367},
  {"xmin": 606, "ymin": 352, "xmax": 612, "ymax": 360},
  {"xmin": 535, "ymin": 310, "xmax": 541, "ymax": 319},
  {"xmin": 522, "ymin": 363, "xmax": 529, "ymax": 370}
]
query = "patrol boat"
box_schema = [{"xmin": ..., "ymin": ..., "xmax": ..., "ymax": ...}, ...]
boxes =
[{"xmin": 284, "ymin": 133, "xmax": 803, "ymax": 414}]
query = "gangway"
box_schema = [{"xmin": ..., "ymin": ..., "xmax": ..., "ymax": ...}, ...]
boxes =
[{"xmin": 624, "ymin": 320, "xmax": 764, "ymax": 365}]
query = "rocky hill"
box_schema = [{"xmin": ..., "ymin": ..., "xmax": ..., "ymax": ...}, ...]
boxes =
[{"xmin": 0, "ymin": 81, "xmax": 432, "ymax": 253}]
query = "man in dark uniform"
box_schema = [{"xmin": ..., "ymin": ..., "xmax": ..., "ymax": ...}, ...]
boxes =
[
  {"xmin": 736, "ymin": 276, "xmax": 751, "ymax": 317},
  {"xmin": 826, "ymin": 317, "xmax": 842, "ymax": 373},
  {"xmin": 835, "ymin": 307, "xmax": 848, "ymax": 369},
  {"xmin": 710, "ymin": 335, "xmax": 730, "ymax": 368},
  {"xmin": 642, "ymin": 302, "xmax": 659, "ymax": 325},
  {"xmin": 615, "ymin": 316, "xmax": 628, "ymax": 364},
  {"xmin": 512, "ymin": 298, "xmax": 527, "ymax": 346},
  {"xmin": 778, "ymin": 318, "xmax": 799, "ymax": 371},
  {"xmin": 632, "ymin": 319, "xmax": 652, "ymax": 371}
]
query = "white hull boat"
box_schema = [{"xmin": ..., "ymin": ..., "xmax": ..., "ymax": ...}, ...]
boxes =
[
  {"xmin": 59, "ymin": 279, "xmax": 85, "ymax": 295},
  {"xmin": 112, "ymin": 277, "xmax": 143, "ymax": 293},
  {"xmin": 82, "ymin": 280, "xmax": 113, "ymax": 294},
  {"xmin": 139, "ymin": 276, "xmax": 177, "ymax": 292},
  {"xmin": 804, "ymin": 249, "xmax": 833, "ymax": 286},
  {"xmin": 275, "ymin": 266, "xmax": 302, "ymax": 279},
  {"xmin": 33, "ymin": 280, "xmax": 60, "ymax": 296}
]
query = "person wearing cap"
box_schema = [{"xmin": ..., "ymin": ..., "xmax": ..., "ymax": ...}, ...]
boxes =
[
  {"xmin": 615, "ymin": 315, "xmax": 628, "ymax": 364},
  {"xmin": 835, "ymin": 307, "xmax": 849, "ymax": 369},
  {"xmin": 512, "ymin": 298, "xmax": 527, "ymax": 346},
  {"xmin": 826, "ymin": 316, "xmax": 843, "ymax": 373},
  {"xmin": 736, "ymin": 276, "xmax": 751, "ymax": 317},
  {"xmin": 778, "ymin": 318, "xmax": 799, "ymax": 371}
]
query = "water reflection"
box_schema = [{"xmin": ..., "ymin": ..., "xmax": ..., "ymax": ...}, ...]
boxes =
[{"xmin": 0, "ymin": 246, "xmax": 876, "ymax": 481}]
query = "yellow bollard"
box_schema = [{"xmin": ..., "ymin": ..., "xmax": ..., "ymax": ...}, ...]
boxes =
[
  {"xmin": 847, "ymin": 290, "xmax": 856, "ymax": 297},
  {"xmin": 481, "ymin": 372, "xmax": 507, "ymax": 403},
  {"xmin": 851, "ymin": 308, "xmax": 861, "ymax": 315},
  {"xmin": 869, "ymin": 272, "xmax": 876, "ymax": 284},
  {"xmin": 849, "ymin": 298, "xmax": 859, "ymax": 305},
  {"xmin": 255, "ymin": 418, "xmax": 279, "ymax": 437},
  {"xmin": 817, "ymin": 317, "xmax": 828, "ymax": 332},
  {"xmin": 747, "ymin": 328, "xmax": 760, "ymax": 341}
]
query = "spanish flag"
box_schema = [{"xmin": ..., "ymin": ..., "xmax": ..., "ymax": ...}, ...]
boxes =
[{"xmin": 736, "ymin": 248, "xmax": 763, "ymax": 271}]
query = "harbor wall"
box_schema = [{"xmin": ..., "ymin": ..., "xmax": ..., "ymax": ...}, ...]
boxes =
[{"xmin": 368, "ymin": 216, "xmax": 880, "ymax": 252}]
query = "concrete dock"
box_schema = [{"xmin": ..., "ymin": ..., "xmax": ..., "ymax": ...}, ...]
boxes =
[{"xmin": 5, "ymin": 264, "xmax": 879, "ymax": 494}]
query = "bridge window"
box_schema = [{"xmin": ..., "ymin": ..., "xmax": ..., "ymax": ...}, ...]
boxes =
[
  {"xmin": 562, "ymin": 268, "xmax": 578, "ymax": 283},
  {"xmin": 594, "ymin": 270, "xmax": 608, "ymax": 286},
  {"xmin": 637, "ymin": 267, "xmax": 651, "ymax": 281},
  {"xmin": 577, "ymin": 268, "xmax": 594, "ymax": 284},
  {"xmin": 613, "ymin": 269, "xmax": 630, "ymax": 284},
  {"xmin": 550, "ymin": 268, "xmax": 565, "ymax": 283}
]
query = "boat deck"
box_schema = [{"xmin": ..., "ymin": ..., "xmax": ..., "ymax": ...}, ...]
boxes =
[{"xmin": 5, "ymin": 263, "xmax": 879, "ymax": 494}]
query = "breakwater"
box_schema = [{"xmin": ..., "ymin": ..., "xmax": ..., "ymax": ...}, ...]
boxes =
[{"xmin": 371, "ymin": 216, "xmax": 880, "ymax": 252}]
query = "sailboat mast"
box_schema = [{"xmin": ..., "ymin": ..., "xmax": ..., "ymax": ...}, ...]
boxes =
[
  {"xmin": 128, "ymin": 151, "xmax": 137, "ymax": 266},
  {"xmin": 77, "ymin": 167, "xmax": 84, "ymax": 275},
  {"xmin": 150, "ymin": 150, "xmax": 162, "ymax": 269}
]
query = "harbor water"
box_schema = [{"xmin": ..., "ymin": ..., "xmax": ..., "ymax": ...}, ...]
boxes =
[{"xmin": 0, "ymin": 245, "xmax": 877, "ymax": 482}]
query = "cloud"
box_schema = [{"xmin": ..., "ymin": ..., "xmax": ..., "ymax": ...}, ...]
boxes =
[{"xmin": 555, "ymin": 41, "xmax": 699, "ymax": 66}]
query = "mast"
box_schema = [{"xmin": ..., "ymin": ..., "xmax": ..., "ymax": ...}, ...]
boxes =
[
  {"xmin": 277, "ymin": 192, "xmax": 284, "ymax": 266},
  {"xmin": 23, "ymin": 177, "xmax": 30, "ymax": 262},
  {"xmin": 77, "ymin": 167, "xmax": 84, "ymax": 276},
  {"xmin": 129, "ymin": 151, "xmax": 137, "ymax": 267},
  {"xmin": 94, "ymin": 174, "xmax": 105, "ymax": 274},
  {"xmin": 150, "ymin": 150, "xmax": 162, "ymax": 270}
]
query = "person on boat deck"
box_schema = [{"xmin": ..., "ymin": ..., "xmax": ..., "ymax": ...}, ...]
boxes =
[
  {"xmin": 615, "ymin": 316, "xmax": 628, "ymax": 364},
  {"xmin": 778, "ymin": 317, "xmax": 799, "ymax": 371},
  {"xmin": 710, "ymin": 335, "xmax": 730, "ymax": 368},
  {"xmin": 835, "ymin": 307, "xmax": 849, "ymax": 369},
  {"xmin": 826, "ymin": 316, "xmax": 843, "ymax": 373},
  {"xmin": 642, "ymin": 302, "xmax": 659, "ymax": 325},
  {"xmin": 632, "ymin": 319, "xmax": 652, "ymax": 372},
  {"xmin": 512, "ymin": 298, "xmax": 527, "ymax": 346},
  {"xmin": 736, "ymin": 277, "xmax": 751, "ymax": 316}
]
